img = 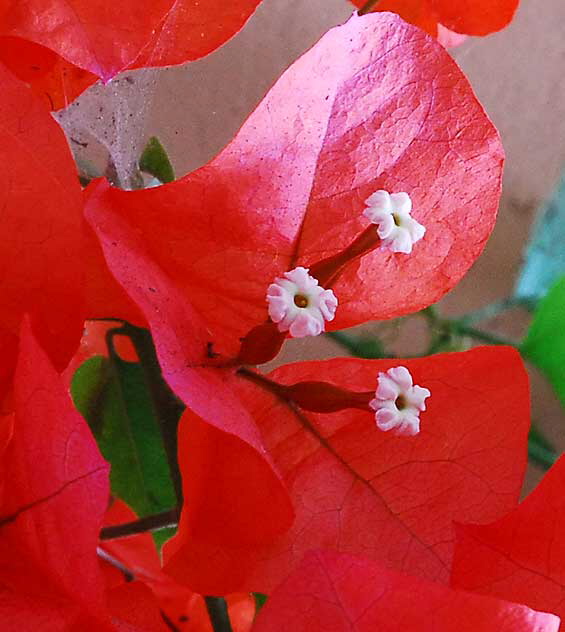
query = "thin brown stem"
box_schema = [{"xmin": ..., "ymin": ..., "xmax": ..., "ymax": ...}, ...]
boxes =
[
  {"xmin": 205, "ymin": 597, "xmax": 234, "ymax": 632},
  {"xmin": 358, "ymin": 0, "xmax": 382, "ymax": 15},
  {"xmin": 100, "ymin": 508, "xmax": 180, "ymax": 540},
  {"xmin": 97, "ymin": 546, "xmax": 135, "ymax": 581},
  {"xmin": 236, "ymin": 366, "xmax": 287, "ymax": 397}
]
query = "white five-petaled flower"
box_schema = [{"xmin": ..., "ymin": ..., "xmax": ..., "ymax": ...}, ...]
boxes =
[
  {"xmin": 363, "ymin": 190, "xmax": 425, "ymax": 254},
  {"xmin": 267, "ymin": 266, "xmax": 338, "ymax": 338},
  {"xmin": 370, "ymin": 366, "xmax": 430, "ymax": 436}
]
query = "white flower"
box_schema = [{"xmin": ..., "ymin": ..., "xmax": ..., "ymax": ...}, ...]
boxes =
[
  {"xmin": 266, "ymin": 267, "xmax": 338, "ymax": 338},
  {"xmin": 363, "ymin": 190, "xmax": 425, "ymax": 254},
  {"xmin": 369, "ymin": 366, "xmax": 430, "ymax": 436}
]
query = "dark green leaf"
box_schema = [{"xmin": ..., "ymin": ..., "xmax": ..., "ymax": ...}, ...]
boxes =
[
  {"xmin": 71, "ymin": 355, "xmax": 176, "ymax": 516},
  {"xmin": 253, "ymin": 593, "xmax": 268, "ymax": 613},
  {"xmin": 139, "ymin": 136, "xmax": 175, "ymax": 184},
  {"xmin": 521, "ymin": 276, "xmax": 565, "ymax": 408}
]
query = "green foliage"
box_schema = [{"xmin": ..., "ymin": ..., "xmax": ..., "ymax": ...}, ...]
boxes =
[
  {"xmin": 515, "ymin": 174, "xmax": 565, "ymax": 304},
  {"xmin": 72, "ymin": 355, "xmax": 176, "ymax": 517},
  {"xmin": 528, "ymin": 426, "xmax": 557, "ymax": 470},
  {"xmin": 139, "ymin": 136, "xmax": 175, "ymax": 184},
  {"xmin": 327, "ymin": 331, "xmax": 388, "ymax": 358},
  {"xmin": 522, "ymin": 276, "xmax": 565, "ymax": 408},
  {"xmin": 253, "ymin": 593, "xmax": 268, "ymax": 613}
]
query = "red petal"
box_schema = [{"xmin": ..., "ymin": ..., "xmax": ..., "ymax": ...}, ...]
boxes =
[
  {"xmin": 101, "ymin": 501, "xmax": 255, "ymax": 630},
  {"xmin": 431, "ymin": 0, "xmax": 520, "ymax": 36},
  {"xmin": 86, "ymin": 13, "xmax": 503, "ymax": 344},
  {"xmin": 351, "ymin": 0, "xmax": 439, "ymax": 37},
  {"xmin": 86, "ymin": 188, "xmax": 294, "ymax": 592},
  {"xmin": 163, "ymin": 411, "xmax": 294, "ymax": 594},
  {"xmin": 451, "ymin": 454, "xmax": 565, "ymax": 621},
  {"xmin": 0, "ymin": 36, "xmax": 97, "ymax": 109},
  {"xmin": 0, "ymin": 319, "xmax": 110, "ymax": 626},
  {"xmin": 233, "ymin": 347, "xmax": 529, "ymax": 591},
  {"xmin": 0, "ymin": 0, "xmax": 262, "ymax": 83},
  {"xmin": 101, "ymin": 501, "xmax": 163, "ymax": 588},
  {"xmin": 107, "ymin": 583, "xmax": 169, "ymax": 631},
  {"xmin": 254, "ymin": 550, "xmax": 560, "ymax": 631},
  {"xmin": 0, "ymin": 66, "xmax": 84, "ymax": 395}
]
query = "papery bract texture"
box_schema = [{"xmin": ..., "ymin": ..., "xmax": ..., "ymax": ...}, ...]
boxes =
[
  {"xmin": 0, "ymin": 319, "xmax": 109, "ymax": 627},
  {"xmin": 0, "ymin": 36, "xmax": 97, "ymax": 109},
  {"xmin": 0, "ymin": 321, "xmax": 167, "ymax": 630},
  {"xmin": 0, "ymin": 0, "xmax": 262, "ymax": 106},
  {"xmin": 166, "ymin": 347, "xmax": 529, "ymax": 593},
  {"xmin": 451, "ymin": 454, "xmax": 565, "ymax": 622},
  {"xmin": 84, "ymin": 195, "xmax": 294, "ymax": 593},
  {"xmin": 164, "ymin": 412, "xmax": 294, "ymax": 595},
  {"xmin": 102, "ymin": 501, "xmax": 256, "ymax": 631},
  {"xmin": 430, "ymin": 0, "xmax": 520, "ymax": 36},
  {"xmin": 86, "ymin": 12, "xmax": 503, "ymax": 356},
  {"xmin": 0, "ymin": 66, "xmax": 84, "ymax": 401},
  {"xmin": 351, "ymin": 2, "xmax": 519, "ymax": 37},
  {"xmin": 253, "ymin": 550, "xmax": 560, "ymax": 631}
]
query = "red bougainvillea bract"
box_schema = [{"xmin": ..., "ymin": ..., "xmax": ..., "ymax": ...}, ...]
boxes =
[
  {"xmin": 0, "ymin": 0, "xmax": 263, "ymax": 108},
  {"xmin": 351, "ymin": 0, "xmax": 520, "ymax": 38},
  {"xmin": 163, "ymin": 347, "xmax": 530, "ymax": 593},
  {"xmin": 84, "ymin": 13, "xmax": 505, "ymax": 593},
  {"xmin": 0, "ymin": 320, "xmax": 168, "ymax": 629},
  {"xmin": 253, "ymin": 550, "xmax": 560, "ymax": 631}
]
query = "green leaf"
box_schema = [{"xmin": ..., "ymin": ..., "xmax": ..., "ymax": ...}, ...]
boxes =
[
  {"xmin": 521, "ymin": 276, "xmax": 565, "ymax": 408},
  {"xmin": 515, "ymin": 173, "xmax": 565, "ymax": 303},
  {"xmin": 253, "ymin": 593, "xmax": 268, "ymax": 613},
  {"xmin": 139, "ymin": 136, "xmax": 175, "ymax": 184},
  {"xmin": 71, "ymin": 355, "xmax": 176, "ymax": 516}
]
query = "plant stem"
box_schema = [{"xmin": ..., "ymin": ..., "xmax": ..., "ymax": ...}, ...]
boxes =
[
  {"xmin": 205, "ymin": 597, "xmax": 233, "ymax": 632},
  {"xmin": 327, "ymin": 331, "xmax": 389, "ymax": 359},
  {"xmin": 358, "ymin": 0, "xmax": 382, "ymax": 15},
  {"xmin": 460, "ymin": 297, "xmax": 531, "ymax": 325},
  {"xmin": 450, "ymin": 322, "xmax": 517, "ymax": 347},
  {"xmin": 97, "ymin": 547, "xmax": 135, "ymax": 581},
  {"xmin": 100, "ymin": 508, "xmax": 180, "ymax": 540},
  {"xmin": 528, "ymin": 439, "xmax": 557, "ymax": 470}
]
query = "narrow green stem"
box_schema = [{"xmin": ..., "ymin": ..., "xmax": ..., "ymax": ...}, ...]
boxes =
[
  {"xmin": 528, "ymin": 439, "xmax": 557, "ymax": 470},
  {"xmin": 460, "ymin": 298, "xmax": 531, "ymax": 325},
  {"xmin": 327, "ymin": 331, "xmax": 362, "ymax": 354},
  {"xmin": 205, "ymin": 597, "xmax": 233, "ymax": 632},
  {"xmin": 450, "ymin": 322, "xmax": 517, "ymax": 347},
  {"xmin": 358, "ymin": 0, "xmax": 382, "ymax": 15},
  {"xmin": 327, "ymin": 331, "xmax": 389, "ymax": 359}
]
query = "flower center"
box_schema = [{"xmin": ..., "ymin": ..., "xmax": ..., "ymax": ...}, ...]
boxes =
[
  {"xmin": 266, "ymin": 267, "xmax": 338, "ymax": 338},
  {"xmin": 362, "ymin": 190, "xmax": 426, "ymax": 254},
  {"xmin": 369, "ymin": 366, "xmax": 431, "ymax": 436}
]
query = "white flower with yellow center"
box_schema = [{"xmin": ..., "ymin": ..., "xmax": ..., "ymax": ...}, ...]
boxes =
[
  {"xmin": 363, "ymin": 190, "xmax": 425, "ymax": 254},
  {"xmin": 267, "ymin": 266, "xmax": 338, "ymax": 338},
  {"xmin": 370, "ymin": 366, "xmax": 430, "ymax": 436}
]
